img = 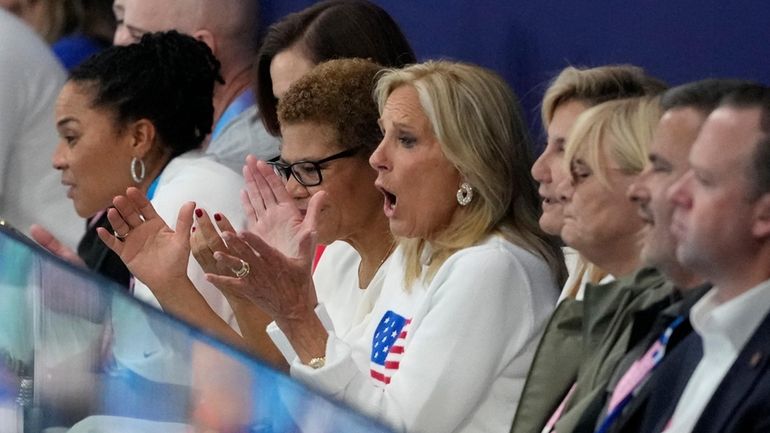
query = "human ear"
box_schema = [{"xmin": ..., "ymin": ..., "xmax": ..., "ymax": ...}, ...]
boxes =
[
  {"xmin": 128, "ymin": 118, "xmax": 157, "ymax": 158},
  {"xmin": 752, "ymin": 193, "xmax": 770, "ymax": 238},
  {"xmin": 192, "ymin": 29, "xmax": 216, "ymax": 58}
]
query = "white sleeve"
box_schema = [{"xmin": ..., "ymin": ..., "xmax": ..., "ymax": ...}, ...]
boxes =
[
  {"xmin": 132, "ymin": 157, "xmax": 246, "ymax": 329},
  {"xmin": 291, "ymin": 247, "xmax": 543, "ymax": 433}
]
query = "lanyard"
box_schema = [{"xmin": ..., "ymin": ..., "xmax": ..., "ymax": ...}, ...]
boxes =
[
  {"xmin": 595, "ymin": 315, "xmax": 686, "ymax": 433},
  {"xmin": 210, "ymin": 91, "xmax": 255, "ymax": 141}
]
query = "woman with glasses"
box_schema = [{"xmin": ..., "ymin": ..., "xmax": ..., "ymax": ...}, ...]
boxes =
[{"xmin": 98, "ymin": 58, "xmax": 395, "ymax": 365}]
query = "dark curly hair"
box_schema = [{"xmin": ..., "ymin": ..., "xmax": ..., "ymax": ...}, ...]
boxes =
[
  {"xmin": 277, "ymin": 58, "xmax": 382, "ymax": 156},
  {"xmin": 256, "ymin": 0, "xmax": 416, "ymax": 136},
  {"xmin": 70, "ymin": 30, "xmax": 224, "ymax": 157}
]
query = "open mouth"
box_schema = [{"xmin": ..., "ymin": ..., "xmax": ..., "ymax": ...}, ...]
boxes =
[{"xmin": 380, "ymin": 188, "xmax": 397, "ymax": 217}]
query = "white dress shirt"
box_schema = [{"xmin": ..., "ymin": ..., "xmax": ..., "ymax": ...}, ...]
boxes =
[{"xmin": 664, "ymin": 278, "xmax": 770, "ymax": 433}]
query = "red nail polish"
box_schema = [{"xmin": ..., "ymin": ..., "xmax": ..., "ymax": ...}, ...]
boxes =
[
  {"xmin": 191, "ymin": 227, "xmax": 196, "ymax": 232},
  {"xmin": 214, "ymin": 213, "xmax": 222, "ymax": 222},
  {"xmin": 195, "ymin": 209, "xmax": 203, "ymax": 218}
]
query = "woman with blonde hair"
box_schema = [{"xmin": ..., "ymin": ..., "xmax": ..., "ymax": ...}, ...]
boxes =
[
  {"xmin": 532, "ymin": 65, "xmax": 666, "ymax": 299},
  {"xmin": 559, "ymin": 96, "xmax": 662, "ymax": 280},
  {"xmin": 160, "ymin": 60, "xmax": 564, "ymax": 433}
]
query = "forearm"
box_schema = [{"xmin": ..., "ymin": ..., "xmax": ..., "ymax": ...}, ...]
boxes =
[{"xmin": 275, "ymin": 310, "xmax": 329, "ymax": 365}]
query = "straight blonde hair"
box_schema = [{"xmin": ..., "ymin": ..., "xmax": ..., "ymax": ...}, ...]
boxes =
[{"xmin": 375, "ymin": 61, "xmax": 566, "ymax": 288}]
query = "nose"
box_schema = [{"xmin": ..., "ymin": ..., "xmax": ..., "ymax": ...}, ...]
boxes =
[
  {"xmin": 531, "ymin": 150, "xmax": 552, "ymax": 184},
  {"xmin": 555, "ymin": 177, "xmax": 574, "ymax": 204},
  {"xmin": 369, "ymin": 138, "xmax": 389, "ymax": 172},
  {"xmin": 113, "ymin": 24, "xmax": 131, "ymax": 46},
  {"xmin": 285, "ymin": 174, "xmax": 309, "ymax": 199},
  {"xmin": 667, "ymin": 170, "xmax": 693, "ymax": 210},
  {"xmin": 627, "ymin": 169, "xmax": 651, "ymax": 205},
  {"xmin": 52, "ymin": 141, "xmax": 68, "ymax": 171}
]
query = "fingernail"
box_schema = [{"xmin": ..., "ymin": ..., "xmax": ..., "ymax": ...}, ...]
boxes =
[
  {"xmin": 195, "ymin": 209, "xmax": 203, "ymax": 218},
  {"xmin": 214, "ymin": 213, "xmax": 222, "ymax": 222},
  {"xmin": 191, "ymin": 226, "xmax": 196, "ymax": 232}
]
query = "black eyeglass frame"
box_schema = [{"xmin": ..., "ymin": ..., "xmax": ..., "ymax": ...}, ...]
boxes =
[{"xmin": 267, "ymin": 147, "xmax": 361, "ymax": 187}]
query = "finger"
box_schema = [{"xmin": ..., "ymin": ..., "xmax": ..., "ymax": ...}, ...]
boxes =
[
  {"xmin": 250, "ymin": 159, "xmax": 280, "ymax": 209},
  {"xmin": 175, "ymin": 202, "xmax": 195, "ymax": 242},
  {"xmin": 303, "ymin": 190, "xmax": 326, "ymax": 234},
  {"xmin": 205, "ymin": 272, "xmax": 249, "ymax": 297},
  {"xmin": 255, "ymin": 160, "xmax": 293, "ymax": 204},
  {"xmin": 112, "ymin": 195, "xmax": 144, "ymax": 229},
  {"xmin": 96, "ymin": 227, "xmax": 123, "ymax": 255},
  {"xmin": 213, "ymin": 212, "xmax": 237, "ymax": 235},
  {"xmin": 126, "ymin": 187, "xmax": 161, "ymax": 222},
  {"xmin": 197, "ymin": 209, "xmax": 227, "ymax": 253},
  {"xmin": 295, "ymin": 228, "xmax": 318, "ymax": 270},
  {"xmin": 212, "ymin": 248, "xmax": 253, "ymax": 277},
  {"xmin": 240, "ymin": 189, "xmax": 258, "ymax": 228},
  {"xmin": 243, "ymin": 164, "xmax": 267, "ymax": 219},
  {"xmin": 106, "ymin": 206, "xmax": 132, "ymax": 238}
]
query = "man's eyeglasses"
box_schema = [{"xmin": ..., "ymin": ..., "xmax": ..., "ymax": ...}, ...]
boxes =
[{"xmin": 267, "ymin": 147, "xmax": 360, "ymax": 187}]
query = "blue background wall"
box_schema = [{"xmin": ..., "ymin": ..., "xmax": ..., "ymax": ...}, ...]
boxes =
[{"xmin": 260, "ymin": 1, "xmax": 770, "ymax": 147}]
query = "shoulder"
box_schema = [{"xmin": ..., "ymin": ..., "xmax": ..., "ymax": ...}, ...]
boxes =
[{"xmin": 439, "ymin": 235, "xmax": 552, "ymax": 280}]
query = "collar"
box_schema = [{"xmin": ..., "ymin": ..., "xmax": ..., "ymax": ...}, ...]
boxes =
[{"xmin": 691, "ymin": 278, "xmax": 770, "ymax": 353}]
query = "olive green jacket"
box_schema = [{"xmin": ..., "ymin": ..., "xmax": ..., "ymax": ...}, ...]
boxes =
[{"xmin": 509, "ymin": 267, "xmax": 671, "ymax": 433}]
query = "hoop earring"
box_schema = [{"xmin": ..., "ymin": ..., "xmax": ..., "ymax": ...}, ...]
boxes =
[
  {"xmin": 456, "ymin": 182, "xmax": 474, "ymax": 206},
  {"xmin": 131, "ymin": 157, "xmax": 146, "ymax": 184}
]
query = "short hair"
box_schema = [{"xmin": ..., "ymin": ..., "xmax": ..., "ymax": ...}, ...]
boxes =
[
  {"xmin": 69, "ymin": 30, "xmax": 223, "ymax": 157},
  {"xmin": 375, "ymin": 61, "xmax": 566, "ymax": 287},
  {"xmin": 565, "ymin": 96, "xmax": 662, "ymax": 188},
  {"xmin": 718, "ymin": 84, "xmax": 770, "ymax": 198},
  {"xmin": 277, "ymin": 58, "xmax": 382, "ymax": 156},
  {"xmin": 541, "ymin": 65, "xmax": 667, "ymax": 128},
  {"xmin": 660, "ymin": 78, "xmax": 759, "ymax": 114},
  {"xmin": 255, "ymin": 0, "xmax": 416, "ymax": 136}
]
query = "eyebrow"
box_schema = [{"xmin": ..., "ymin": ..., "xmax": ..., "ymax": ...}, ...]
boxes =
[{"xmin": 56, "ymin": 117, "xmax": 79, "ymax": 127}]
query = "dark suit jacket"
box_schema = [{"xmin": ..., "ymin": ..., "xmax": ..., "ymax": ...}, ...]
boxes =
[
  {"xmin": 627, "ymin": 298, "xmax": 770, "ymax": 433},
  {"xmin": 78, "ymin": 210, "xmax": 131, "ymax": 289}
]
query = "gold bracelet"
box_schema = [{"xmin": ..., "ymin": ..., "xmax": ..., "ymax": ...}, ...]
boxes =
[{"xmin": 308, "ymin": 357, "xmax": 326, "ymax": 369}]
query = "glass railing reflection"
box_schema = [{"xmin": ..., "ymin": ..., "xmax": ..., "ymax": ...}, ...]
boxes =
[{"xmin": 0, "ymin": 224, "xmax": 392, "ymax": 433}]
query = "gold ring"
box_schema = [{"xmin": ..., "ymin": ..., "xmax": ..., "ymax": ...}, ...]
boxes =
[
  {"xmin": 232, "ymin": 259, "xmax": 250, "ymax": 279},
  {"xmin": 114, "ymin": 230, "xmax": 129, "ymax": 240}
]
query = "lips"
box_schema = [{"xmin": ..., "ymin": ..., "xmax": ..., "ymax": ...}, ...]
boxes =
[{"xmin": 376, "ymin": 183, "xmax": 397, "ymax": 218}]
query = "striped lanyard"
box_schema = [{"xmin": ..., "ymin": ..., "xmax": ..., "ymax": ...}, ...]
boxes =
[{"xmin": 594, "ymin": 314, "xmax": 686, "ymax": 433}]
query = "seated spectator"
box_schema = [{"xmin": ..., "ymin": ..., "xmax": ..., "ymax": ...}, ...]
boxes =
[
  {"xmin": 532, "ymin": 65, "xmax": 666, "ymax": 300},
  {"xmin": 513, "ymin": 95, "xmax": 662, "ymax": 433},
  {"xmin": 627, "ymin": 84, "xmax": 770, "ymax": 433},
  {"xmin": 564, "ymin": 79, "xmax": 753, "ymax": 433},
  {"xmin": 98, "ymin": 58, "xmax": 396, "ymax": 365},
  {"xmin": 31, "ymin": 31, "xmax": 247, "ymax": 342},
  {"xmin": 197, "ymin": 61, "xmax": 564, "ymax": 433}
]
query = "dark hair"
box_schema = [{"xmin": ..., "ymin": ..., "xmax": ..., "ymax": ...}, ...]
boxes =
[
  {"xmin": 70, "ymin": 31, "xmax": 224, "ymax": 157},
  {"xmin": 255, "ymin": 0, "xmax": 416, "ymax": 136},
  {"xmin": 277, "ymin": 58, "xmax": 382, "ymax": 155},
  {"xmin": 660, "ymin": 79, "xmax": 759, "ymax": 114},
  {"xmin": 718, "ymin": 84, "xmax": 770, "ymax": 198}
]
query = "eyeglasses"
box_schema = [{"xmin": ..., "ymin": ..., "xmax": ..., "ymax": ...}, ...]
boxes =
[{"xmin": 267, "ymin": 147, "xmax": 360, "ymax": 187}]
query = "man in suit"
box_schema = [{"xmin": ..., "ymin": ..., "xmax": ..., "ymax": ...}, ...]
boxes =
[
  {"xmin": 560, "ymin": 79, "xmax": 747, "ymax": 433},
  {"xmin": 634, "ymin": 84, "xmax": 770, "ymax": 433}
]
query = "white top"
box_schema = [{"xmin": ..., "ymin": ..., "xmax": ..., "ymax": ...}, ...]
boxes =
[
  {"xmin": 132, "ymin": 150, "xmax": 246, "ymax": 326},
  {"xmin": 0, "ymin": 10, "xmax": 82, "ymax": 248},
  {"xmin": 282, "ymin": 235, "xmax": 558, "ymax": 433},
  {"xmin": 664, "ymin": 278, "xmax": 770, "ymax": 433},
  {"xmin": 268, "ymin": 240, "xmax": 392, "ymax": 362},
  {"xmin": 113, "ymin": 151, "xmax": 246, "ymax": 384},
  {"xmin": 204, "ymin": 105, "xmax": 280, "ymax": 173}
]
